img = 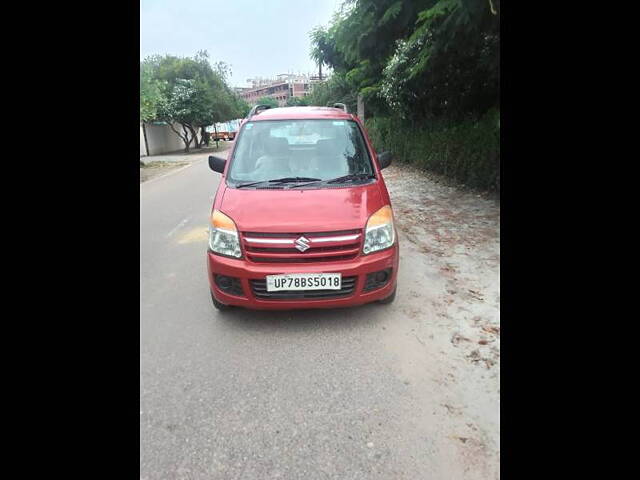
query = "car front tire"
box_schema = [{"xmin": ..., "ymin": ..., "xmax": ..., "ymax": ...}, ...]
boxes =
[
  {"xmin": 211, "ymin": 291, "xmax": 231, "ymax": 311},
  {"xmin": 378, "ymin": 286, "xmax": 396, "ymax": 304}
]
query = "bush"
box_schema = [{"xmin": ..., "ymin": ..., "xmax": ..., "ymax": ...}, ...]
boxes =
[
  {"xmin": 256, "ymin": 96, "xmax": 279, "ymax": 108},
  {"xmin": 365, "ymin": 109, "xmax": 500, "ymax": 191}
]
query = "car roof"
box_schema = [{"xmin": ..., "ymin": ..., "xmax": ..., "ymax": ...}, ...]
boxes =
[{"xmin": 249, "ymin": 106, "xmax": 354, "ymax": 121}]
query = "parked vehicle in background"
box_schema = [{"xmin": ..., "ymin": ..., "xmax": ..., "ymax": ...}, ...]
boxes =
[
  {"xmin": 206, "ymin": 105, "xmax": 398, "ymax": 311},
  {"xmin": 211, "ymin": 130, "xmax": 235, "ymax": 141},
  {"xmin": 209, "ymin": 120, "xmax": 241, "ymax": 141}
]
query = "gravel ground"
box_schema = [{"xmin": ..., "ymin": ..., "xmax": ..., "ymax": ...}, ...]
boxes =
[
  {"xmin": 385, "ymin": 164, "xmax": 500, "ymax": 364},
  {"xmin": 383, "ymin": 162, "xmax": 500, "ymax": 476}
]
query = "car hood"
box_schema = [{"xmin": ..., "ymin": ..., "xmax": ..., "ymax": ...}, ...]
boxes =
[{"xmin": 220, "ymin": 183, "xmax": 385, "ymax": 233}]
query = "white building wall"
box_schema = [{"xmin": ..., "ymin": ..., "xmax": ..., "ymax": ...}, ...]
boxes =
[
  {"xmin": 144, "ymin": 123, "xmax": 185, "ymax": 155},
  {"xmin": 141, "ymin": 122, "xmax": 205, "ymax": 156}
]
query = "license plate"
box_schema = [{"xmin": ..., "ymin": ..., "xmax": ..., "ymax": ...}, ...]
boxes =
[{"xmin": 266, "ymin": 273, "xmax": 342, "ymax": 292}]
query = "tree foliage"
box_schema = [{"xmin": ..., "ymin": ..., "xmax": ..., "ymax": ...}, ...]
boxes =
[
  {"xmin": 308, "ymin": 0, "xmax": 500, "ymax": 191},
  {"xmin": 256, "ymin": 96, "xmax": 279, "ymax": 109},
  {"xmin": 232, "ymin": 95, "xmax": 252, "ymax": 118},
  {"xmin": 140, "ymin": 51, "xmax": 247, "ymax": 151},
  {"xmin": 309, "ymin": 0, "xmax": 499, "ymax": 120},
  {"xmin": 140, "ymin": 63, "xmax": 164, "ymax": 122},
  {"xmin": 306, "ymin": 73, "xmax": 357, "ymax": 112}
]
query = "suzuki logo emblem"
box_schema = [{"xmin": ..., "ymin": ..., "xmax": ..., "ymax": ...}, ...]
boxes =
[{"xmin": 294, "ymin": 236, "xmax": 310, "ymax": 252}]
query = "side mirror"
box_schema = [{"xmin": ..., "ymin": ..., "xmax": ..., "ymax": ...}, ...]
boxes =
[
  {"xmin": 208, "ymin": 155, "xmax": 226, "ymax": 174},
  {"xmin": 377, "ymin": 151, "xmax": 393, "ymax": 170}
]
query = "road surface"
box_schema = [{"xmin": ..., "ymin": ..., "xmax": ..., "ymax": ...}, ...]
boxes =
[{"xmin": 140, "ymin": 153, "xmax": 500, "ymax": 479}]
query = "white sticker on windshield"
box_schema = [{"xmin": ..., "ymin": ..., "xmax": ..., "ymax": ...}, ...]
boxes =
[{"xmin": 332, "ymin": 121, "xmax": 345, "ymax": 126}]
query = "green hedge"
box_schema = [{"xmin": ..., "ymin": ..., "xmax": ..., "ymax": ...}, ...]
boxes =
[{"xmin": 365, "ymin": 109, "xmax": 500, "ymax": 191}]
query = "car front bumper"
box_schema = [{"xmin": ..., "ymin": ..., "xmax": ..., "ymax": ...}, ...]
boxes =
[{"xmin": 207, "ymin": 244, "xmax": 399, "ymax": 310}]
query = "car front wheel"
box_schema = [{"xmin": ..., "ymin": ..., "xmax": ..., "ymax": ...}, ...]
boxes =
[
  {"xmin": 210, "ymin": 291, "xmax": 231, "ymax": 311},
  {"xmin": 378, "ymin": 286, "xmax": 396, "ymax": 304}
]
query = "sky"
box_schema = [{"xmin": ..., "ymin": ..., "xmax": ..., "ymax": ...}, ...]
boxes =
[{"xmin": 140, "ymin": 0, "xmax": 341, "ymax": 88}]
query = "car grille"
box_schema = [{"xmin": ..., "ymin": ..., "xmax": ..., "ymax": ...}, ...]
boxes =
[
  {"xmin": 241, "ymin": 229, "xmax": 362, "ymax": 264},
  {"xmin": 250, "ymin": 276, "xmax": 357, "ymax": 300}
]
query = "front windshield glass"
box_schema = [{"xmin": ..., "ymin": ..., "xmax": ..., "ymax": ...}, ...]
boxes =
[{"xmin": 227, "ymin": 119, "xmax": 374, "ymax": 184}]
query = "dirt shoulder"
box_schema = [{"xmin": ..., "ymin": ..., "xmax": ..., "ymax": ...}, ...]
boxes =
[
  {"xmin": 140, "ymin": 142, "xmax": 233, "ymax": 184},
  {"xmin": 140, "ymin": 161, "xmax": 190, "ymax": 183},
  {"xmin": 386, "ymin": 163, "xmax": 500, "ymax": 357},
  {"xmin": 383, "ymin": 162, "xmax": 500, "ymax": 479}
]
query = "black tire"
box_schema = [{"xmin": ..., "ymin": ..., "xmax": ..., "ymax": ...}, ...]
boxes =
[
  {"xmin": 211, "ymin": 291, "xmax": 231, "ymax": 311},
  {"xmin": 378, "ymin": 286, "xmax": 396, "ymax": 304}
]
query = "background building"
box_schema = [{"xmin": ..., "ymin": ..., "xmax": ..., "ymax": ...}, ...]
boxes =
[{"xmin": 239, "ymin": 73, "xmax": 326, "ymax": 106}]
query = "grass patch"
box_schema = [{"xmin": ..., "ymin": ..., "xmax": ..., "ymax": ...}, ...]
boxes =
[{"xmin": 140, "ymin": 161, "xmax": 189, "ymax": 169}]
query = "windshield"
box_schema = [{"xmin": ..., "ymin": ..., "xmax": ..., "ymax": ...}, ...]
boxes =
[{"xmin": 227, "ymin": 119, "xmax": 374, "ymax": 185}]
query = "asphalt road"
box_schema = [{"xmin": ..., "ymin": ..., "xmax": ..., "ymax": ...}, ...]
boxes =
[{"xmin": 140, "ymin": 155, "xmax": 498, "ymax": 480}]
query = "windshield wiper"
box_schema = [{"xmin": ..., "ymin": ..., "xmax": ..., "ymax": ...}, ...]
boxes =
[
  {"xmin": 235, "ymin": 175, "xmax": 373, "ymax": 189},
  {"xmin": 289, "ymin": 173, "xmax": 376, "ymax": 189},
  {"xmin": 234, "ymin": 177, "xmax": 322, "ymax": 188},
  {"xmin": 325, "ymin": 173, "xmax": 375, "ymax": 184},
  {"xmin": 288, "ymin": 180, "xmax": 324, "ymax": 189},
  {"xmin": 267, "ymin": 176, "xmax": 322, "ymax": 183},
  {"xmin": 235, "ymin": 180, "xmax": 268, "ymax": 188}
]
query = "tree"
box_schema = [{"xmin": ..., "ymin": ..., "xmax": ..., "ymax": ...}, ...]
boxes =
[
  {"xmin": 310, "ymin": 26, "xmax": 340, "ymax": 81},
  {"xmin": 380, "ymin": 0, "xmax": 500, "ymax": 120},
  {"xmin": 140, "ymin": 63, "xmax": 165, "ymax": 122},
  {"xmin": 155, "ymin": 78, "xmax": 204, "ymax": 152},
  {"xmin": 306, "ymin": 72, "xmax": 356, "ymax": 112},
  {"xmin": 308, "ymin": 0, "xmax": 500, "ymax": 120},
  {"xmin": 140, "ymin": 51, "xmax": 243, "ymax": 152},
  {"xmin": 256, "ymin": 96, "xmax": 279, "ymax": 108},
  {"xmin": 308, "ymin": 0, "xmax": 434, "ymax": 114},
  {"xmin": 307, "ymin": 0, "xmax": 500, "ymax": 191},
  {"xmin": 233, "ymin": 95, "xmax": 251, "ymax": 118}
]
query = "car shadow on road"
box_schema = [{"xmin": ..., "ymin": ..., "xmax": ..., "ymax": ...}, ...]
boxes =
[{"xmin": 213, "ymin": 300, "xmax": 390, "ymax": 335}]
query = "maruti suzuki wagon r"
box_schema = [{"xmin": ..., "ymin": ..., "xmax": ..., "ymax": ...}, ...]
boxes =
[{"xmin": 206, "ymin": 104, "xmax": 399, "ymax": 311}]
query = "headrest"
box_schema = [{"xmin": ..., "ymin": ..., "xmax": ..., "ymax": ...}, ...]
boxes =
[
  {"xmin": 315, "ymin": 139, "xmax": 338, "ymax": 156},
  {"xmin": 265, "ymin": 137, "xmax": 289, "ymax": 156}
]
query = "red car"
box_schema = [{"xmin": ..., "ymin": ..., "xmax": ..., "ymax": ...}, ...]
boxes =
[{"xmin": 206, "ymin": 105, "xmax": 398, "ymax": 310}]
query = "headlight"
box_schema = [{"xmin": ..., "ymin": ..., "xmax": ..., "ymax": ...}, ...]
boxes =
[
  {"xmin": 209, "ymin": 210, "xmax": 242, "ymax": 258},
  {"xmin": 363, "ymin": 205, "xmax": 395, "ymax": 254}
]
